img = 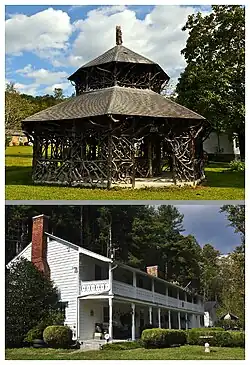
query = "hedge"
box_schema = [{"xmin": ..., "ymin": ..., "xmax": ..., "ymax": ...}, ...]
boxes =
[
  {"xmin": 190, "ymin": 327, "xmax": 224, "ymax": 331},
  {"xmin": 102, "ymin": 341, "xmax": 142, "ymax": 351},
  {"xmin": 141, "ymin": 329, "xmax": 187, "ymax": 349},
  {"xmin": 187, "ymin": 329, "xmax": 245, "ymax": 348},
  {"xmin": 43, "ymin": 325, "xmax": 72, "ymax": 349}
]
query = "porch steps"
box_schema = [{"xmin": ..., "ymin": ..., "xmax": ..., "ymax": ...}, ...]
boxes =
[
  {"xmin": 79, "ymin": 339, "xmax": 127, "ymax": 351},
  {"xmin": 79, "ymin": 340, "xmax": 105, "ymax": 351}
]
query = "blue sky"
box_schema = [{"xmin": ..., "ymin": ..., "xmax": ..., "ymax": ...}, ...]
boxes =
[
  {"xmin": 5, "ymin": 4, "xmax": 211, "ymax": 96},
  {"xmin": 176, "ymin": 205, "xmax": 242, "ymax": 254}
]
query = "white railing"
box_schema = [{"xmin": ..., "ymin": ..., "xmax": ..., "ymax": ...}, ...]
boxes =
[
  {"xmin": 113, "ymin": 280, "xmax": 203, "ymax": 313},
  {"xmin": 80, "ymin": 280, "xmax": 110, "ymax": 295},
  {"xmin": 80, "ymin": 279, "xmax": 204, "ymax": 313}
]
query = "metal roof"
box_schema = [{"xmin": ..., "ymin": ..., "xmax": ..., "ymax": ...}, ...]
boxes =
[{"xmin": 23, "ymin": 86, "xmax": 205, "ymax": 123}]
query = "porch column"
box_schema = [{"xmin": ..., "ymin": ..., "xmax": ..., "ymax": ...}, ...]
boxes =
[
  {"xmin": 178, "ymin": 312, "xmax": 181, "ymax": 330},
  {"xmin": 131, "ymin": 303, "xmax": 136, "ymax": 341},
  {"xmin": 185, "ymin": 313, "xmax": 188, "ymax": 330},
  {"xmin": 158, "ymin": 307, "xmax": 161, "ymax": 328},
  {"xmin": 108, "ymin": 297, "xmax": 113, "ymax": 340},
  {"xmin": 168, "ymin": 310, "xmax": 171, "ymax": 329},
  {"xmin": 108, "ymin": 263, "xmax": 113, "ymax": 295},
  {"xmin": 149, "ymin": 306, "xmax": 152, "ymax": 325}
]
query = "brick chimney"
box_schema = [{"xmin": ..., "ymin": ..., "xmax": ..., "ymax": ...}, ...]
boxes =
[
  {"xmin": 31, "ymin": 214, "xmax": 50, "ymax": 277},
  {"xmin": 146, "ymin": 265, "xmax": 159, "ymax": 277}
]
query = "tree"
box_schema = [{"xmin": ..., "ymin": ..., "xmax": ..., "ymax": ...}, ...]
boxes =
[
  {"xmin": 53, "ymin": 88, "xmax": 64, "ymax": 100},
  {"xmin": 5, "ymin": 83, "xmax": 35, "ymax": 131},
  {"xmin": 176, "ymin": 5, "xmax": 245, "ymax": 159},
  {"xmin": 220, "ymin": 205, "xmax": 245, "ymax": 252},
  {"xmin": 200, "ymin": 243, "xmax": 221, "ymax": 301},
  {"xmin": 217, "ymin": 252, "xmax": 245, "ymax": 326},
  {"xmin": 165, "ymin": 235, "xmax": 202, "ymax": 290},
  {"xmin": 5, "ymin": 258, "xmax": 60, "ymax": 347}
]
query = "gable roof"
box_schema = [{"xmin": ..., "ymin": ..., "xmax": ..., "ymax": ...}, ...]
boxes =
[
  {"xmin": 46, "ymin": 233, "xmax": 112, "ymax": 263},
  {"xmin": 7, "ymin": 243, "xmax": 32, "ymax": 268},
  {"xmin": 23, "ymin": 86, "xmax": 205, "ymax": 123}
]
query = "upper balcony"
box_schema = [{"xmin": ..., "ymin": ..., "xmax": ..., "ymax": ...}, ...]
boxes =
[
  {"xmin": 80, "ymin": 279, "xmax": 204, "ymax": 314},
  {"xmin": 78, "ymin": 254, "xmax": 204, "ymax": 314}
]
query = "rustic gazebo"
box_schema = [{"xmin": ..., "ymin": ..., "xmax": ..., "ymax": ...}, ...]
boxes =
[{"xmin": 22, "ymin": 26, "xmax": 210, "ymax": 189}]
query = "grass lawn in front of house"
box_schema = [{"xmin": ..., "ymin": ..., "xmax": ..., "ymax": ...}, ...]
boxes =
[
  {"xmin": 5, "ymin": 345, "xmax": 245, "ymax": 360},
  {"xmin": 5, "ymin": 146, "xmax": 244, "ymax": 200}
]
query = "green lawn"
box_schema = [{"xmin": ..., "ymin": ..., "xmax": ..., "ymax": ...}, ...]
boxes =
[
  {"xmin": 5, "ymin": 146, "xmax": 244, "ymax": 200},
  {"xmin": 5, "ymin": 345, "xmax": 245, "ymax": 360}
]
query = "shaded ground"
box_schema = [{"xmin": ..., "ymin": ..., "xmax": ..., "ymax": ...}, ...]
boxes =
[
  {"xmin": 5, "ymin": 146, "xmax": 244, "ymax": 200},
  {"xmin": 5, "ymin": 345, "xmax": 245, "ymax": 360}
]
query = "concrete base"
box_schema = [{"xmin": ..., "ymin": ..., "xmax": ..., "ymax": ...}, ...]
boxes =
[{"xmin": 35, "ymin": 174, "xmax": 205, "ymax": 189}]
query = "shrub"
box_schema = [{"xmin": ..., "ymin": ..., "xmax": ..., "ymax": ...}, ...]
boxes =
[
  {"xmin": 190, "ymin": 327, "xmax": 224, "ymax": 331},
  {"xmin": 229, "ymin": 160, "xmax": 245, "ymax": 172},
  {"xmin": 228, "ymin": 331, "xmax": 245, "ymax": 347},
  {"xmin": 102, "ymin": 341, "xmax": 142, "ymax": 351},
  {"xmin": 187, "ymin": 329, "xmax": 245, "ymax": 347},
  {"xmin": 24, "ymin": 312, "xmax": 65, "ymax": 344},
  {"xmin": 216, "ymin": 319, "xmax": 241, "ymax": 330},
  {"xmin": 141, "ymin": 329, "xmax": 187, "ymax": 349},
  {"xmin": 43, "ymin": 325, "xmax": 72, "ymax": 349}
]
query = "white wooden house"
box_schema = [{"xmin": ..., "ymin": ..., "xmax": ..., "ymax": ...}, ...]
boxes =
[
  {"xmin": 203, "ymin": 131, "xmax": 240, "ymax": 161},
  {"xmin": 7, "ymin": 215, "xmax": 205, "ymax": 343}
]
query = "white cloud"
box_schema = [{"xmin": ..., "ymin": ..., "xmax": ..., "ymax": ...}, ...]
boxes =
[
  {"xmin": 5, "ymin": 8, "xmax": 72, "ymax": 56},
  {"xmin": 14, "ymin": 82, "xmax": 40, "ymax": 96},
  {"xmin": 7, "ymin": 5, "xmax": 211, "ymax": 95},
  {"xmin": 16, "ymin": 64, "xmax": 68, "ymax": 85},
  {"xmin": 67, "ymin": 5, "xmax": 211, "ymax": 82},
  {"xmin": 43, "ymin": 82, "xmax": 72, "ymax": 95}
]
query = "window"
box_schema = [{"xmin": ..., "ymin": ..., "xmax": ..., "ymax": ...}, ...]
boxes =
[
  {"xmin": 59, "ymin": 301, "xmax": 68, "ymax": 317},
  {"xmin": 95, "ymin": 265, "xmax": 102, "ymax": 280},
  {"xmin": 103, "ymin": 307, "xmax": 109, "ymax": 323}
]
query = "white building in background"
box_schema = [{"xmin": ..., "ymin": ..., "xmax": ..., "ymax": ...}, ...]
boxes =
[
  {"xmin": 204, "ymin": 301, "xmax": 218, "ymax": 327},
  {"xmin": 7, "ymin": 215, "xmax": 204, "ymax": 344},
  {"xmin": 203, "ymin": 131, "xmax": 240, "ymax": 161}
]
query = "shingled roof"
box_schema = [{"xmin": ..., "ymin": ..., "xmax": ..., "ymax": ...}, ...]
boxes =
[
  {"xmin": 23, "ymin": 86, "xmax": 205, "ymax": 123},
  {"xmin": 68, "ymin": 44, "xmax": 168, "ymax": 81}
]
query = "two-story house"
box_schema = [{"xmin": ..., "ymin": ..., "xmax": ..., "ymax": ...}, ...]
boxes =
[{"xmin": 7, "ymin": 214, "xmax": 204, "ymax": 343}]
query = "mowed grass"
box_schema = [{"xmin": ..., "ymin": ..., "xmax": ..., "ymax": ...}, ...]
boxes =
[
  {"xmin": 5, "ymin": 146, "xmax": 245, "ymax": 200},
  {"xmin": 5, "ymin": 345, "xmax": 245, "ymax": 360}
]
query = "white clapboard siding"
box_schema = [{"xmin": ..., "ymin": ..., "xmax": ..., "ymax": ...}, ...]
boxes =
[
  {"xmin": 79, "ymin": 300, "xmax": 103, "ymax": 340},
  {"xmin": 47, "ymin": 239, "xmax": 79, "ymax": 336}
]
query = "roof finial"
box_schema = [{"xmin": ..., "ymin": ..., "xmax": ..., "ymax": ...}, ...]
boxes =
[{"xmin": 116, "ymin": 25, "xmax": 123, "ymax": 45}]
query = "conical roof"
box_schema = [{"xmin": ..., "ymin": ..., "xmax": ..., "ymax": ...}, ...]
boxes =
[
  {"xmin": 81, "ymin": 45, "xmax": 155, "ymax": 68},
  {"xmin": 23, "ymin": 86, "xmax": 205, "ymax": 123},
  {"xmin": 68, "ymin": 26, "xmax": 168, "ymax": 82}
]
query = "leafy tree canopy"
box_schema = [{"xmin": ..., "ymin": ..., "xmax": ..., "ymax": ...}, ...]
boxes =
[
  {"xmin": 6, "ymin": 258, "xmax": 60, "ymax": 347},
  {"xmin": 176, "ymin": 5, "xmax": 245, "ymax": 158}
]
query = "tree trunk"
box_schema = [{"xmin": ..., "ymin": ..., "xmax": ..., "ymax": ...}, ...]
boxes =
[{"xmin": 237, "ymin": 129, "xmax": 245, "ymax": 161}]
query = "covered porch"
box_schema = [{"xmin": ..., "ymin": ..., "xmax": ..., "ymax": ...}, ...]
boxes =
[{"xmin": 77, "ymin": 296, "xmax": 198, "ymax": 342}]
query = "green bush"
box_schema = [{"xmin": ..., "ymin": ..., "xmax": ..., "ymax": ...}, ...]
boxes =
[
  {"xmin": 229, "ymin": 160, "xmax": 245, "ymax": 172},
  {"xmin": 228, "ymin": 331, "xmax": 245, "ymax": 347},
  {"xmin": 102, "ymin": 341, "xmax": 142, "ymax": 351},
  {"xmin": 216, "ymin": 319, "xmax": 241, "ymax": 330},
  {"xmin": 24, "ymin": 312, "xmax": 65, "ymax": 343},
  {"xmin": 190, "ymin": 327, "xmax": 224, "ymax": 331},
  {"xmin": 43, "ymin": 325, "xmax": 72, "ymax": 349},
  {"xmin": 187, "ymin": 329, "xmax": 245, "ymax": 347},
  {"xmin": 141, "ymin": 329, "xmax": 187, "ymax": 349}
]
